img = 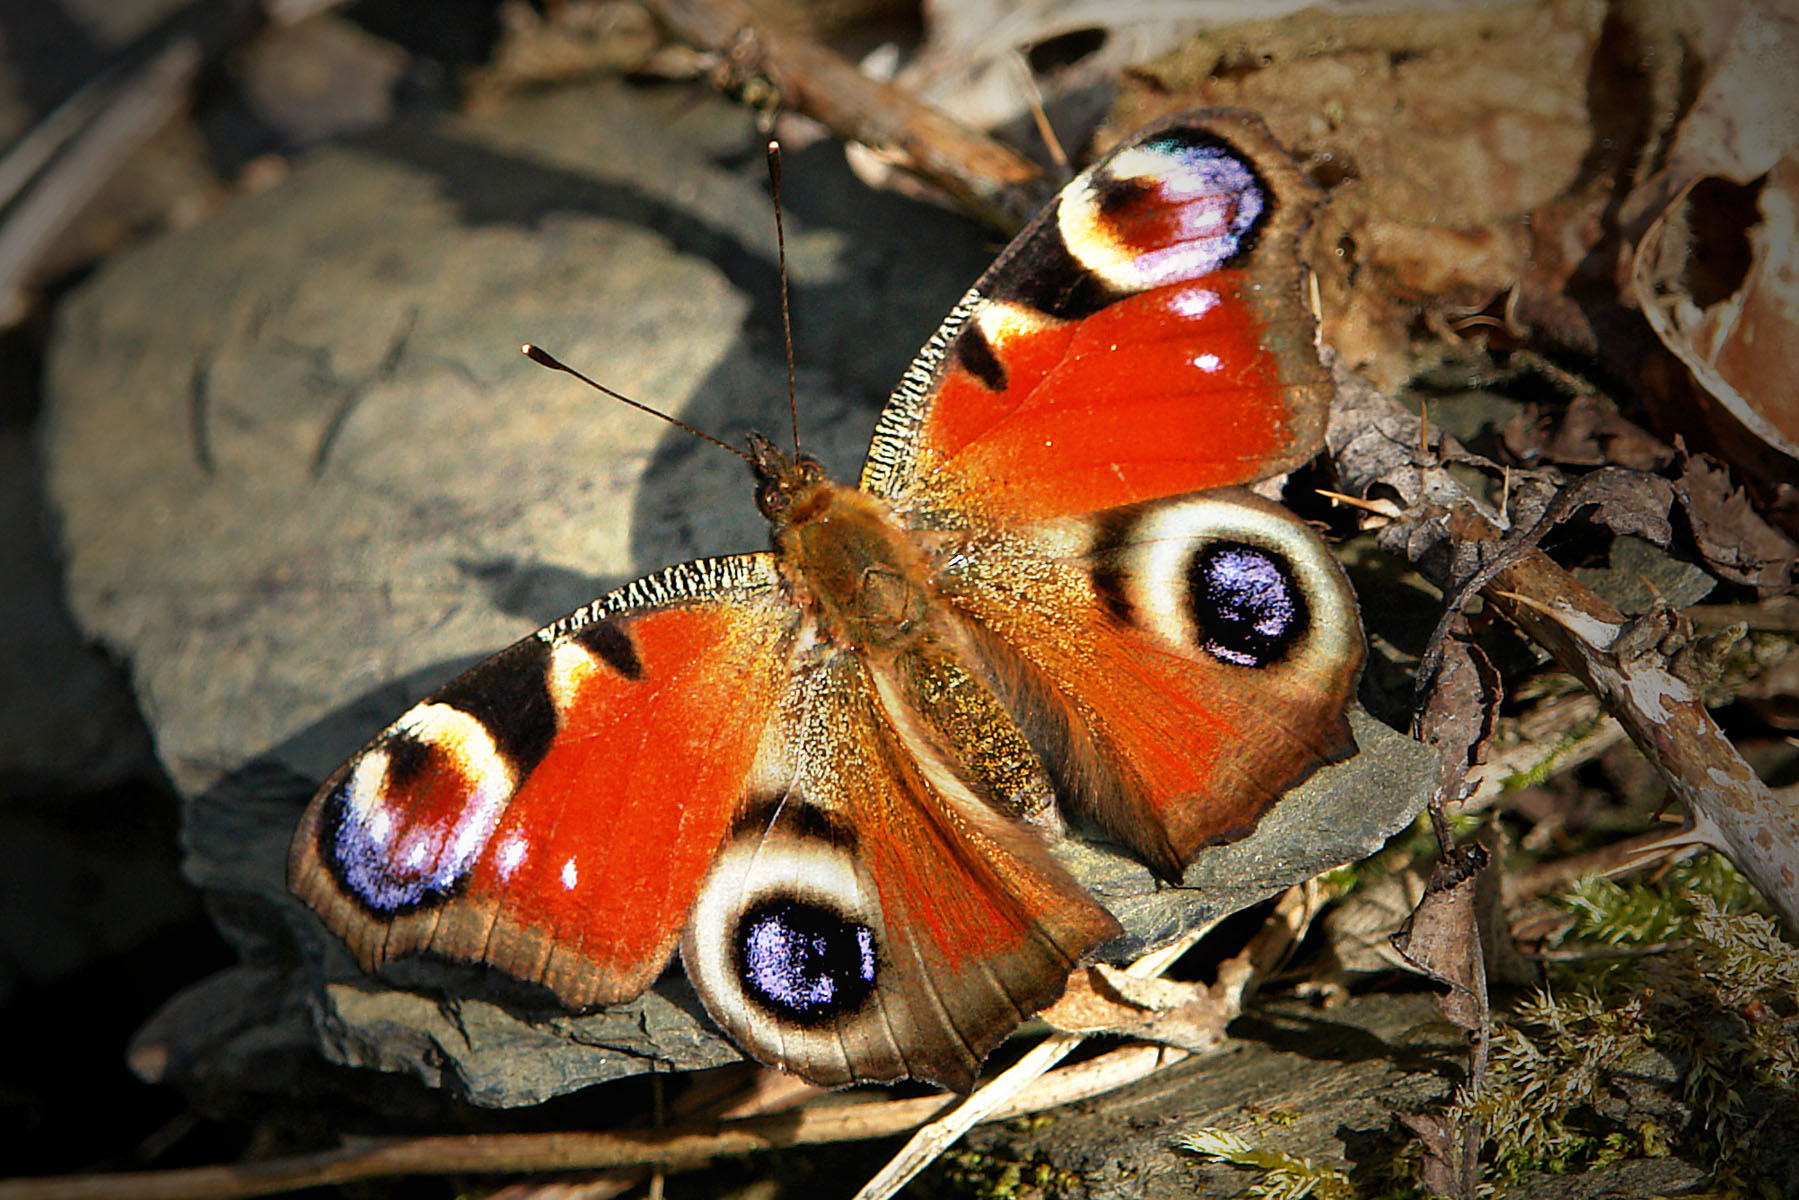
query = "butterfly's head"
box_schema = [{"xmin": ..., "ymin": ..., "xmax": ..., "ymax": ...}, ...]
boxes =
[{"xmin": 747, "ymin": 432, "xmax": 830, "ymax": 524}]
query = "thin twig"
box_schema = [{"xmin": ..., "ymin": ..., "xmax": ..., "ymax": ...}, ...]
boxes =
[
  {"xmin": 1326, "ymin": 363, "xmax": 1799, "ymax": 930},
  {"xmin": 1521, "ymin": 938, "xmax": 1692, "ymax": 962},
  {"xmin": 857, "ymin": 879, "xmax": 1332, "ymax": 1200},
  {"xmin": 640, "ymin": 0, "xmax": 1050, "ymax": 229},
  {"xmin": 1505, "ymin": 825, "xmax": 1693, "ymax": 905},
  {"xmin": 0, "ymin": 0, "xmax": 342, "ymax": 320},
  {"xmin": 0, "ymin": 1040, "xmax": 1213, "ymax": 1200},
  {"xmin": 0, "ymin": 39, "xmax": 200, "ymax": 318}
]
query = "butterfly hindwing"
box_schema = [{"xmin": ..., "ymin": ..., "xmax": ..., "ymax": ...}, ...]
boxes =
[
  {"xmin": 289, "ymin": 554, "xmax": 797, "ymax": 1007},
  {"xmin": 680, "ymin": 649, "xmax": 1120, "ymax": 1091},
  {"xmin": 938, "ymin": 489, "xmax": 1363, "ymax": 878}
]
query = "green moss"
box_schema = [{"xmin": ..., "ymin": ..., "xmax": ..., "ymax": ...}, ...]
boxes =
[
  {"xmin": 1177, "ymin": 1127, "xmax": 1355, "ymax": 1199},
  {"xmin": 1453, "ymin": 854, "xmax": 1797, "ymax": 1190},
  {"xmin": 1040, "ymin": 855, "xmax": 1790, "ymax": 1196},
  {"xmin": 929, "ymin": 1148, "xmax": 1084, "ymax": 1199}
]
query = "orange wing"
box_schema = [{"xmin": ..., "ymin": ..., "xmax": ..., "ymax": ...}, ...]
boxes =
[
  {"xmin": 940, "ymin": 490, "xmax": 1364, "ymax": 878},
  {"xmin": 291, "ymin": 110, "xmax": 1360, "ymax": 1094},
  {"xmin": 861, "ymin": 110, "xmax": 1328, "ymax": 526},
  {"xmin": 289, "ymin": 555, "xmax": 796, "ymax": 1007}
]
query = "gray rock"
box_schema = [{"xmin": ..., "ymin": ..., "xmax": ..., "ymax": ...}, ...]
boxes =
[
  {"xmin": 0, "ymin": 429, "xmax": 153, "ymax": 796},
  {"xmin": 1574, "ymin": 533, "xmax": 1716, "ymax": 614},
  {"xmin": 45, "ymin": 76, "xmax": 1435, "ymax": 1107}
]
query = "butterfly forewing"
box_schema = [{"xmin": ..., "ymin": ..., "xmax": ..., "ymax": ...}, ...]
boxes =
[
  {"xmin": 861, "ymin": 110, "xmax": 1330, "ymax": 525},
  {"xmin": 289, "ymin": 554, "xmax": 796, "ymax": 1007}
]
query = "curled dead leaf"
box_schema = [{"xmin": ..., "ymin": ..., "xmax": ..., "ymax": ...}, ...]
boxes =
[
  {"xmin": 1417, "ymin": 633, "xmax": 1499, "ymax": 807},
  {"xmin": 1674, "ymin": 454, "xmax": 1798, "ymax": 592},
  {"xmin": 1391, "ymin": 844, "xmax": 1491, "ymax": 1037},
  {"xmin": 1501, "ymin": 392, "xmax": 1674, "ymax": 472},
  {"xmin": 1622, "ymin": 2, "xmax": 1799, "ymax": 521},
  {"xmin": 1633, "ymin": 166, "xmax": 1799, "ymax": 520}
]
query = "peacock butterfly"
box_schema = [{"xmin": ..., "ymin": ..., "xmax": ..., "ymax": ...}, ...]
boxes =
[{"xmin": 288, "ymin": 109, "xmax": 1365, "ymax": 1092}]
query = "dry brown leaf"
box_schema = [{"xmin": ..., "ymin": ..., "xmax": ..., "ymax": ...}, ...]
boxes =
[
  {"xmin": 1620, "ymin": 1, "xmax": 1799, "ymax": 519},
  {"xmin": 1707, "ymin": 156, "xmax": 1799, "ymax": 448},
  {"xmin": 1039, "ymin": 965, "xmax": 1231, "ymax": 1053},
  {"xmin": 1633, "ymin": 164, "xmax": 1799, "ymax": 519},
  {"xmin": 1391, "ymin": 844, "xmax": 1492, "ymax": 1199},
  {"xmin": 1418, "ymin": 633, "xmax": 1499, "ymax": 807},
  {"xmin": 1392, "ymin": 844, "xmax": 1491, "ymax": 1036},
  {"xmin": 1501, "ymin": 392, "xmax": 1675, "ymax": 472},
  {"xmin": 1554, "ymin": 469, "xmax": 1678, "ymax": 547},
  {"xmin": 1674, "ymin": 453, "xmax": 1798, "ymax": 592},
  {"xmin": 1117, "ymin": 1, "xmax": 1603, "ymax": 389},
  {"xmin": 1620, "ymin": 0, "xmax": 1799, "ymax": 228}
]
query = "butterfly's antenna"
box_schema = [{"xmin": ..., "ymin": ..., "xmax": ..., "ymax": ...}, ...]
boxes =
[
  {"xmin": 766, "ymin": 140, "xmax": 801, "ymax": 456},
  {"xmin": 1008, "ymin": 52, "xmax": 1069, "ymax": 176},
  {"xmin": 521, "ymin": 344, "xmax": 752, "ymax": 465}
]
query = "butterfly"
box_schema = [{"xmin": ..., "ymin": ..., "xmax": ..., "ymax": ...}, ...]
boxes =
[{"xmin": 288, "ymin": 108, "xmax": 1365, "ymax": 1093}]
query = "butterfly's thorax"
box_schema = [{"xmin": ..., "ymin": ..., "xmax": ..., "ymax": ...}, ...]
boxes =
[{"xmin": 768, "ymin": 472, "xmax": 934, "ymax": 653}]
